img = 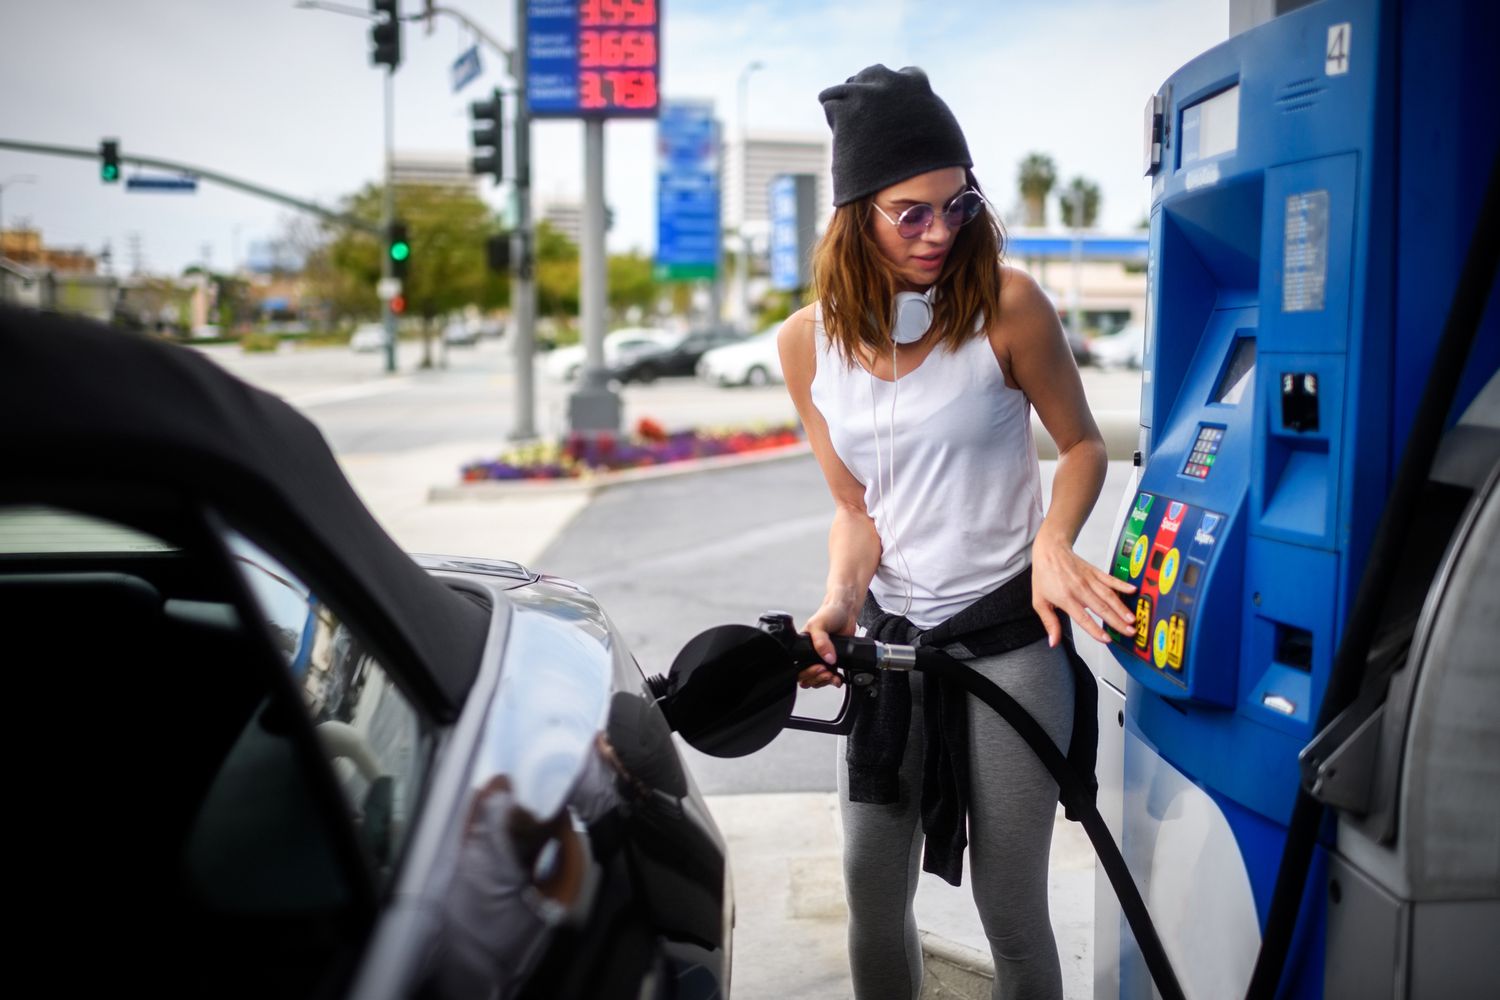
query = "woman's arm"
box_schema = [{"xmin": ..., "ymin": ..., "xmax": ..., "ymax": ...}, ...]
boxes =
[
  {"xmin": 994, "ymin": 267, "xmax": 1136, "ymax": 646},
  {"xmin": 778, "ymin": 306, "xmax": 881, "ymax": 686}
]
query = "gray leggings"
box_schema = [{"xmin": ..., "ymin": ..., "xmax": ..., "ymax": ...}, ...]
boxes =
[{"xmin": 836, "ymin": 638, "xmax": 1075, "ymax": 1000}]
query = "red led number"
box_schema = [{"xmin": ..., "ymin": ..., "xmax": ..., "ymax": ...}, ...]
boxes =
[
  {"xmin": 579, "ymin": 29, "xmax": 657, "ymax": 68},
  {"xmin": 580, "ymin": 0, "xmax": 656, "ymax": 28},
  {"xmin": 579, "ymin": 70, "xmax": 658, "ymax": 110}
]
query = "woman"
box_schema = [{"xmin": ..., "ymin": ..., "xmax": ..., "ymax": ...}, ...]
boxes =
[{"xmin": 777, "ymin": 65, "xmax": 1137, "ymax": 1000}]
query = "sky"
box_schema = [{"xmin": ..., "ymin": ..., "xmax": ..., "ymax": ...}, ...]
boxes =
[{"xmin": 0, "ymin": 0, "xmax": 1229, "ymax": 277}]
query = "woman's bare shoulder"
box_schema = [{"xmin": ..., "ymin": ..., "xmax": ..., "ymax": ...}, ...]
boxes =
[
  {"xmin": 996, "ymin": 264, "xmax": 1054, "ymax": 319},
  {"xmin": 778, "ymin": 303, "xmax": 819, "ymax": 348}
]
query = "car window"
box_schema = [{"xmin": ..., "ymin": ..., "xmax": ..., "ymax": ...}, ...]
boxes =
[
  {"xmin": 0, "ymin": 504, "xmax": 176, "ymax": 553},
  {"xmin": 2, "ymin": 504, "xmax": 372, "ymax": 996},
  {"xmin": 226, "ymin": 529, "xmax": 432, "ymax": 889}
]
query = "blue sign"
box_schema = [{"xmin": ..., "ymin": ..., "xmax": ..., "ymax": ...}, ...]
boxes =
[
  {"xmin": 769, "ymin": 174, "xmax": 815, "ymax": 291},
  {"xmin": 655, "ymin": 100, "xmax": 719, "ymax": 281},
  {"xmin": 527, "ymin": 0, "xmax": 661, "ymax": 119},
  {"xmin": 451, "ymin": 45, "xmax": 482, "ymax": 93},
  {"xmin": 125, "ymin": 175, "xmax": 197, "ymax": 193}
]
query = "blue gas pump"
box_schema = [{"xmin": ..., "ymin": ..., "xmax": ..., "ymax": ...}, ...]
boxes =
[{"xmin": 1093, "ymin": 1, "xmax": 1500, "ymax": 997}]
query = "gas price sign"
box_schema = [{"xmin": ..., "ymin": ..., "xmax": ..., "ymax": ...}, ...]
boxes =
[{"xmin": 527, "ymin": 0, "xmax": 661, "ymax": 118}]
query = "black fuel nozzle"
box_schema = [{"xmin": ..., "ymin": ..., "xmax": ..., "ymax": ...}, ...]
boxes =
[{"xmin": 756, "ymin": 610, "xmax": 907, "ymax": 688}]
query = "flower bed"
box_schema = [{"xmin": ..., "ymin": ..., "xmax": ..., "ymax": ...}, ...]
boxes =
[{"xmin": 461, "ymin": 419, "xmax": 804, "ymax": 482}]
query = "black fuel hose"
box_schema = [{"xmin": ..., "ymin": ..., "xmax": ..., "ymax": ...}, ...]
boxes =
[
  {"xmin": 1244, "ymin": 149, "xmax": 1500, "ymax": 1000},
  {"xmin": 913, "ymin": 647, "xmax": 1187, "ymax": 1000}
]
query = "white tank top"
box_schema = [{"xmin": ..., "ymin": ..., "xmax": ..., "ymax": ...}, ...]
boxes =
[{"xmin": 810, "ymin": 309, "xmax": 1044, "ymax": 627}]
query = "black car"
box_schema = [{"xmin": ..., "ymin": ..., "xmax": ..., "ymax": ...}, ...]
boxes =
[
  {"xmin": 611, "ymin": 327, "xmax": 746, "ymax": 384},
  {"xmin": 0, "ymin": 306, "xmax": 732, "ymax": 1000}
]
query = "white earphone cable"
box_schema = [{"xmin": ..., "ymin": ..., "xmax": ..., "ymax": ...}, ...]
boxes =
[{"xmin": 868, "ymin": 340, "xmax": 914, "ymax": 618}]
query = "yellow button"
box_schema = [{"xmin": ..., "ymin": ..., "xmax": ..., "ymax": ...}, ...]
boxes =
[
  {"xmin": 1130, "ymin": 535, "xmax": 1149, "ymax": 578},
  {"xmin": 1153, "ymin": 619, "xmax": 1171, "ymax": 669},
  {"xmin": 1160, "ymin": 547, "xmax": 1181, "ymax": 595}
]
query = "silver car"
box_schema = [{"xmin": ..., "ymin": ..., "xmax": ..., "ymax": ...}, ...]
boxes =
[{"xmin": 0, "ymin": 305, "xmax": 733, "ymax": 1000}]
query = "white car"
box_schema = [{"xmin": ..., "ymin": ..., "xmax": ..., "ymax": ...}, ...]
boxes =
[
  {"xmin": 349, "ymin": 322, "xmax": 388, "ymax": 353},
  {"xmin": 442, "ymin": 319, "xmax": 480, "ymax": 347},
  {"xmin": 1090, "ymin": 323, "xmax": 1146, "ymax": 370},
  {"xmin": 697, "ymin": 328, "xmax": 784, "ymax": 387},
  {"xmin": 541, "ymin": 326, "xmax": 676, "ymax": 381}
]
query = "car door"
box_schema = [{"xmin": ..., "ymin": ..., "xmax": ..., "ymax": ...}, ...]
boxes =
[{"xmin": 2, "ymin": 503, "xmax": 438, "ymax": 998}]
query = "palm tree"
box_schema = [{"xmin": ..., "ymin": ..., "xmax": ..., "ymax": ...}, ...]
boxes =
[
  {"xmin": 1059, "ymin": 176, "xmax": 1101, "ymax": 229},
  {"xmin": 1018, "ymin": 153, "xmax": 1057, "ymax": 228}
]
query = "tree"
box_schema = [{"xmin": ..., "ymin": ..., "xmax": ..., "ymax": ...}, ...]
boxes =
[
  {"xmin": 534, "ymin": 221, "xmax": 579, "ymax": 320},
  {"xmin": 607, "ymin": 250, "xmax": 657, "ymax": 317},
  {"xmin": 302, "ymin": 181, "xmax": 503, "ymax": 366},
  {"xmin": 1059, "ymin": 176, "xmax": 1101, "ymax": 229},
  {"xmin": 1018, "ymin": 152, "xmax": 1057, "ymax": 228}
]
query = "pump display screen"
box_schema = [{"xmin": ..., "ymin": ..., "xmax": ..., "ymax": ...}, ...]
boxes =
[
  {"xmin": 1181, "ymin": 85, "xmax": 1240, "ymax": 165},
  {"xmin": 1213, "ymin": 337, "xmax": 1257, "ymax": 405}
]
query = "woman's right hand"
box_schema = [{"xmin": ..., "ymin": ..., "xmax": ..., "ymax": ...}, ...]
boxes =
[{"xmin": 799, "ymin": 598, "xmax": 858, "ymax": 688}]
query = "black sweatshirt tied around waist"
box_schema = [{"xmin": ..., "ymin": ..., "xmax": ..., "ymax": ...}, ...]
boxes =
[{"xmin": 848, "ymin": 565, "xmax": 1099, "ymax": 887}]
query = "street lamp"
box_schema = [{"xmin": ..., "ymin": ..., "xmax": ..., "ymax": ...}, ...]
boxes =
[
  {"xmin": 736, "ymin": 60, "xmax": 764, "ymax": 328},
  {"xmin": 0, "ymin": 174, "xmax": 37, "ymax": 249}
]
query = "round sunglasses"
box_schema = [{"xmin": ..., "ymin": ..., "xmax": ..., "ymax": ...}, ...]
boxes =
[{"xmin": 871, "ymin": 188, "xmax": 987, "ymax": 239}]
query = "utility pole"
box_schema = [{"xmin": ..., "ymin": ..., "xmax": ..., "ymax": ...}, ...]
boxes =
[{"xmin": 568, "ymin": 117, "xmax": 619, "ymax": 434}]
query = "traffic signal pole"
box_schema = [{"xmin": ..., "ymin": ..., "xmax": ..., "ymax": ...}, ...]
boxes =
[
  {"xmin": 0, "ymin": 138, "xmax": 380, "ymax": 236},
  {"xmin": 381, "ymin": 67, "xmax": 398, "ymax": 374}
]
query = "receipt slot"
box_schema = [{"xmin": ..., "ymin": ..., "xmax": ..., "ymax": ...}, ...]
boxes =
[{"xmin": 1094, "ymin": 2, "xmax": 1500, "ymax": 998}]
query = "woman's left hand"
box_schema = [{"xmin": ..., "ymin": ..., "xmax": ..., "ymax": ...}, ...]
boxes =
[{"xmin": 1031, "ymin": 528, "xmax": 1137, "ymax": 646}]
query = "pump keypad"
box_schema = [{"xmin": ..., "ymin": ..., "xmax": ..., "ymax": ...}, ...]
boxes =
[{"xmin": 1183, "ymin": 425, "xmax": 1224, "ymax": 479}]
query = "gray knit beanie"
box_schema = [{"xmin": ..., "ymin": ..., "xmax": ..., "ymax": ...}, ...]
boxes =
[{"xmin": 818, "ymin": 64, "xmax": 972, "ymax": 207}]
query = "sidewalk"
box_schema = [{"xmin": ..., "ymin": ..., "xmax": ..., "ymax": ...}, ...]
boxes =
[{"xmin": 343, "ymin": 445, "xmax": 1095, "ymax": 1000}]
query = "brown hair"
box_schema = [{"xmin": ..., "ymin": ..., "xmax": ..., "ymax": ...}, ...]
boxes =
[{"xmin": 810, "ymin": 170, "xmax": 1005, "ymax": 366}]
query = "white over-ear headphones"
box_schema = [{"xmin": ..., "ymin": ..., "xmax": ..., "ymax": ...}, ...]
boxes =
[{"xmin": 891, "ymin": 289, "xmax": 934, "ymax": 344}]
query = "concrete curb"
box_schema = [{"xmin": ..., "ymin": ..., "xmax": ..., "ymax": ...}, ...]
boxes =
[
  {"xmin": 427, "ymin": 410, "xmax": 1139, "ymax": 503},
  {"xmin": 920, "ymin": 931, "xmax": 996, "ymax": 1000},
  {"xmin": 427, "ymin": 441, "xmax": 814, "ymax": 502}
]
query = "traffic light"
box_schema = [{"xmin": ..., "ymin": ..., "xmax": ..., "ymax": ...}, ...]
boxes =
[
  {"xmin": 469, "ymin": 89, "xmax": 503, "ymax": 184},
  {"xmin": 388, "ymin": 221, "xmax": 410, "ymax": 279},
  {"xmin": 371, "ymin": 0, "xmax": 401, "ymax": 71},
  {"xmin": 486, "ymin": 232, "xmax": 512, "ymax": 273},
  {"xmin": 100, "ymin": 139, "xmax": 120, "ymax": 183}
]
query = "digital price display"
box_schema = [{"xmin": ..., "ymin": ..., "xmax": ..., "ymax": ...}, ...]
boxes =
[{"xmin": 527, "ymin": 0, "xmax": 661, "ymax": 118}]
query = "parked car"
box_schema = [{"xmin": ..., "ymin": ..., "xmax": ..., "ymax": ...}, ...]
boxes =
[
  {"xmin": 442, "ymin": 318, "xmax": 480, "ymax": 347},
  {"xmin": 1063, "ymin": 325, "xmax": 1093, "ymax": 367},
  {"xmin": 611, "ymin": 327, "xmax": 746, "ymax": 384},
  {"xmin": 350, "ymin": 322, "xmax": 388, "ymax": 353},
  {"xmin": 1090, "ymin": 323, "xmax": 1146, "ymax": 370},
  {"xmin": 1, "ymin": 305, "xmax": 732, "ymax": 1000},
  {"xmin": 697, "ymin": 326, "xmax": 784, "ymax": 387},
  {"xmin": 542, "ymin": 326, "xmax": 677, "ymax": 381}
]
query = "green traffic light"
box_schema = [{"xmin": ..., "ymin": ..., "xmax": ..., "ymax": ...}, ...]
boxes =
[
  {"xmin": 390, "ymin": 242, "xmax": 410, "ymax": 261},
  {"xmin": 102, "ymin": 165, "xmax": 118, "ymax": 182}
]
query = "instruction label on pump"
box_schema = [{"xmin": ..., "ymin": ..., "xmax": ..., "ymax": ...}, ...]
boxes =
[{"xmin": 1283, "ymin": 191, "xmax": 1329, "ymax": 312}]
